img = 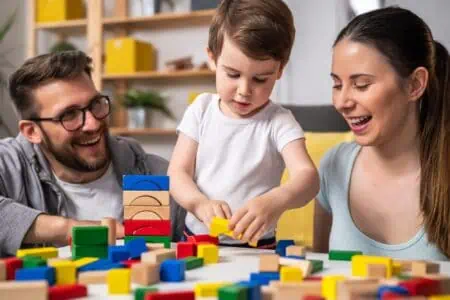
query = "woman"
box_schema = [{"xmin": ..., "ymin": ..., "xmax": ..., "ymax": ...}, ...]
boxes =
[{"xmin": 314, "ymin": 6, "xmax": 449, "ymax": 259}]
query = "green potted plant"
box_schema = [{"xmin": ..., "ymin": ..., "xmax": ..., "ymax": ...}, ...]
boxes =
[{"xmin": 123, "ymin": 89, "xmax": 174, "ymax": 128}]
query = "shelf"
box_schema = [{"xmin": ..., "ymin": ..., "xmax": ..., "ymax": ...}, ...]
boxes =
[
  {"xmin": 35, "ymin": 19, "xmax": 87, "ymax": 34},
  {"xmin": 110, "ymin": 127, "xmax": 177, "ymax": 136},
  {"xmin": 103, "ymin": 69, "xmax": 215, "ymax": 80},
  {"xmin": 103, "ymin": 9, "xmax": 215, "ymax": 30}
]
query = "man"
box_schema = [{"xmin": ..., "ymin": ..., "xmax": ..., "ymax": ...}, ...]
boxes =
[{"xmin": 0, "ymin": 51, "xmax": 168, "ymax": 257}]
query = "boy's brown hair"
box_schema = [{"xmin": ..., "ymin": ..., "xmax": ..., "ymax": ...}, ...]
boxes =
[{"xmin": 208, "ymin": 0, "xmax": 295, "ymax": 66}]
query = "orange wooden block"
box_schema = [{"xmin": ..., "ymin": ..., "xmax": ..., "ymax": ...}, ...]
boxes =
[
  {"xmin": 141, "ymin": 249, "xmax": 176, "ymax": 264},
  {"xmin": 259, "ymin": 254, "xmax": 279, "ymax": 272},
  {"xmin": 123, "ymin": 191, "xmax": 169, "ymax": 206},
  {"xmin": 124, "ymin": 206, "xmax": 170, "ymax": 220},
  {"xmin": 131, "ymin": 263, "xmax": 160, "ymax": 285}
]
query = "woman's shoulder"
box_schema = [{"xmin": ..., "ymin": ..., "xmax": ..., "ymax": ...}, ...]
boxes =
[{"xmin": 320, "ymin": 141, "xmax": 360, "ymax": 175}]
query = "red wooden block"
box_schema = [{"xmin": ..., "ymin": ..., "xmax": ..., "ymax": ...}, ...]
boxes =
[
  {"xmin": 124, "ymin": 220, "xmax": 171, "ymax": 236},
  {"xmin": 4, "ymin": 257, "xmax": 22, "ymax": 280},
  {"xmin": 121, "ymin": 259, "xmax": 141, "ymax": 268},
  {"xmin": 186, "ymin": 234, "xmax": 218, "ymax": 245},
  {"xmin": 146, "ymin": 290, "xmax": 195, "ymax": 300},
  {"xmin": 399, "ymin": 278, "xmax": 440, "ymax": 296},
  {"xmin": 304, "ymin": 276, "xmax": 322, "ymax": 281},
  {"xmin": 381, "ymin": 292, "xmax": 405, "ymax": 299},
  {"xmin": 176, "ymin": 242, "xmax": 196, "ymax": 259},
  {"xmin": 48, "ymin": 284, "xmax": 88, "ymax": 300}
]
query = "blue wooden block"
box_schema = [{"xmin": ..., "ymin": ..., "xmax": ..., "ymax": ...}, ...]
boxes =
[
  {"xmin": 125, "ymin": 237, "xmax": 148, "ymax": 259},
  {"xmin": 16, "ymin": 266, "xmax": 55, "ymax": 285},
  {"xmin": 285, "ymin": 255, "xmax": 306, "ymax": 260},
  {"xmin": 237, "ymin": 280, "xmax": 261, "ymax": 300},
  {"xmin": 249, "ymin": 272, "xmax": 280, "ymax": 285},
  {"xmin": 78, "ymin": 259, "xmax": 124, "ymax": 272},
  {"xmin": 122, "ymin": 175, "xmax": 169, "ymax": 191},
  {"xmin": 160, "ymin": 259, "xmax": 185, "ymax": 282},
  {"xmin": 377, "ymin": 285, "xmax": 409, "ymax": 298},
  {"xmin": 275, "ymin": 240, "xmax": 295, "ymax": 257},
  {"xmin": 108, "ymin": 245, "xmax": 130, "ymax": 263}
]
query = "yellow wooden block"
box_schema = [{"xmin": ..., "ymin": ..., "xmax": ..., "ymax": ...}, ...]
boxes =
[
  {"xmin": 322, "ymin": 275, "xmax": 346, "ymax": 300},
  {"xmin": 210, "ymin": 217, "xmax": 233, "ymax": 237},
  {"xmin": 16, "ymin": 247, "xmax": 58, "ymax": 259},
  {"xmin": 197, "ymin": 244, "xmax": 219, "ymax": 264},
  {"xmin": 36, "ymin": 0, "xmax": 85, "ymax": 23},
  {"xmin": 107, "ymin": 269, "xmax": 131, "ymax": 294},
  {"xmin": 280, "ymin": 266, "xmax": 303, "ymax": 283},
  {"xmin": 194, "ymin": 282, "xmax": 231, "ymax": 297},
  {"xmin": 73, "ymin": 257, "xmax": 99, "ymax": 269},
  {"xmin": 106, "ymin": 38, "xmax": 156, "ymax": 74},
  {"xmin": 429, "ymin": 296, "xmax": 450, "ymax": 300},
  {"xmin": 393, "ymin": 262, "xmax": 402, "ymax": 276},
  {"xmin": 48, "ymin": 260, "xmax": 76, "ymax": 285},
  {"xmin": 352, "ymin": 255, "xmax": 393, "ymax": 278}
]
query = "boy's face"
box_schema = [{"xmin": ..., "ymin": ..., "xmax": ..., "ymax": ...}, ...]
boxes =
[{"xmin": 208, "ymin": 34, "xmax": 284, "ymax": 118}]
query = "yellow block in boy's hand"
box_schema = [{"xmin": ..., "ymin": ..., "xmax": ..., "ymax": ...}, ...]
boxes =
[{"xmin": 209, "ymin": 217, "xmax": 258, "ymax": 247}]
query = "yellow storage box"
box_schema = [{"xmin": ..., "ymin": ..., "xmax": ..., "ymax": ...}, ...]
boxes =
[
  {"xmin": 105, "ymin": 38, "xmax": 156, "ymax": 74},
  {"xmin": 36, "ymin": 0, "xmax": 85, "ymax": 23}
]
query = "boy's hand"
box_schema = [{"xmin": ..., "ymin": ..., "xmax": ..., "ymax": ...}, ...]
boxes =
[
  {"xmin": 228, "ymin": 195, "xmax": 283, "ymax": 245},
  {"xmin": 193, "ymin": 199, "xmax": 232, "ymax": 228}
]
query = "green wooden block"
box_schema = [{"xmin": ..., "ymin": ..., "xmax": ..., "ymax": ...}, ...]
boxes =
[
  {"xmin": 124, "ymin": 235, "xmax": 171, "ymax": 248},
  {"xmin": 328, "ymin": 250, "xmax": 363, "ymax": 261},
  {"xmin": 218, "ymin": 285, "xmax": 247, "ymax": 300},
  {"xmin": 309, "ymin": 259, "xmax": 323, "ymax": 274},
  {"xmin": 184, "ymin": 256, "xmax": 204, "ymax": 270},
  {"xmin": 396, "ymin": 274, "xmax": 414, "ymax": 280},
  {"xmin": 134, "ymin": 286, "xmax": 158, "ymax": 300},
  {"xmin": 72, "ymin": 226, "xmax": 108, "ymax": 245},
  {"xmin": 22, "ymin": 255, "xmax": 47, "ymax": 268},
  {"xmin": 72, "ymin": 244, "xmax": 108, "ymax": 260}
]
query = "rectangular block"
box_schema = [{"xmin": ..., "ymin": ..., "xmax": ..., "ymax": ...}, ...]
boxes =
[
  {"xmin": 124, "ymin": 220, "xmax": 171, "ymax": 236},
  {"xmin": 411, "ymin": 261, "xmax": 440, "ymax": 276},
  {"xmin": 131, "ymin": 263, "xmax": 160, "ymax": 285},
  {"xmin": 176, "ymin": 242, "xmax": 196, "ymax": 259},
  {"xmin": 209, "ymin": 217, "xmax": 234, "ymax": 238},
  {"xmin": 279, "ymin": 257, "xmax": 312, "ymax": 276},
  {"xmin": 187, "ymin": 234, "xmax": 219, "ymax": 245},
  {"xmin": 260, "ymin": 254, "xmax": 280, "ymax": 272},
  {"xmin": 147, "ymin": 243, "xmax": 166, "ymax": 251},
  {"xmin": 48, "ymin": 260, "xmax": 77, "ymax": 285},
  {"xmin": 15, "ymin": 267, "xmax": 55, "ymax": 285},
  {"xmin": 141, "ymin": 249, "xmax": 176, "ymax": 264},
  {"xmin": 0, "ymin": 261, "xmax": 4, "ymax": 281},
  {"xmin": 4, "ymin": 257, "xmax": 23, "ymax": 280},
  {"xmin": 73, "ymin": 257, "xmax": 99, "ymax": 269},
  {"xmin": 101, "ymin": 218, "xmax": 116, "ymax": 246},
  {"xmin": 280, "ymin": 266, "xmax": 303, "ymax": 283},
  {"xmin": 22, "ymin": 256, "xmax": 47, "ymax": 268},
  {"xmin": 329, "ymin": 249, "xmax": 363, "ymax": 261},
  {"xmin": 16, "ymin": 247, "xmax": 58, "ymax": 259},
  {"xmin": 351, "ymin": 255, "xmax": 393, "ymax": 278},
  {"xmin": 36, "ymin": 0, "xmax": 85, "ymax": 23},
  {"xmin": 160, "ymin": 260, "xmax": 185, "ymax": 282},
  {"xmin": 107, "ymin": 269, "xmax": 131, "ymax": 294},
  {"xmin": 270, "ymin": 281, "xmax": 321, "ymax": 297},
  {"xmin": 72, "ymin": 226, "xmax": 108, "ymax": 245},
  {"xmin": 184, "ymin": 257, "xmax": 204, "ymax": 270},
  {"xmin": 197, "ymin": 244, "xmax": 219, "ymax": 264},
  {"xmin": 78, "ymin": 271, "xmax": 108, "ymax": 284},
  {"xmin": 123, "ymin": 191, "xmax": 170, "ymax": 206},
  {"xmin": 310, "ymin": 259, "xmax": 324, "ymax": 274},
  {"xmin": 125, "ymin": 235, "xmax": 171, "ymax": 248},
  {"xmin": 72, "ymin": 245, "xmax": 108, "ymax": 260},
  {"xmin": 337, "ymin": 280, "xmax": 379, "ymax": 299},
  {"xmin": 286, "ymin": 245, "xmax": 306, "ymax": 257},
  {"xmin": 122, "ymin": 175, "xmax": 169, "ymax": 191},
  {"xmin": 146, "ymin": 291, "xmax": 195, "ymax": 300},
  {"xmin": 194, "ymin": 282, "xmax": 232, "ymax": 297},
  {"xmin": 135, "ymin": 287, "xmax": 158, "ymax": 300},
  {"xmin": 367, "ymin": 263, "xmax": 387, "ymax": 279},
  {"xmin": 0, "ymin": 281, "xmax": 48, "ymax": 300},
  {"xmin": 124, "ymin": 206, "xmax": 170, "ymax": 220},
  {"xmin": 48, "ymin": 284, "xmax": 87, "ymax": 299},
  {"xmin": 78, "ymin": 259, "xmax": 124, "ymax": 272}
]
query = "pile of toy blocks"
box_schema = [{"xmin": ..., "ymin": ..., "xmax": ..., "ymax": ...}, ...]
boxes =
[{"xmin": 123, "ymin": 175, "xmax": 172, "ymax": 249}]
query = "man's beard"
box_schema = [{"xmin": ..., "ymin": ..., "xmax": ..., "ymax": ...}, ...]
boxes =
[{"xmin": 40, "ymin": 127, "xmax": 111, "ymax": 173}]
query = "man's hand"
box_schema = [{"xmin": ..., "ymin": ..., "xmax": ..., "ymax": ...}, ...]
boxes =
[
  {"xmin": 193, "ymin": 199, "xmax": 232, "ymax": 229},
  {"xmin": 228, "ymin": 195, "xmax": 284, "ymax": 245}
]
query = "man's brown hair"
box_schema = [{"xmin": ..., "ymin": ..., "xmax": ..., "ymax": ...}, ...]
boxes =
[
  {"xmin": 9, "ymin": 50, "xmax": 93, "ymax": 120},
  {"xmin": 208, "ymin": 0, "xmax": 295, "ymax": 66}
]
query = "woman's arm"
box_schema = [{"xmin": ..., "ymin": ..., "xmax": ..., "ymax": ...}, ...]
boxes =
[{"xmin": 313, "ymin": 200, "xmax": 332, "ymax": 253}]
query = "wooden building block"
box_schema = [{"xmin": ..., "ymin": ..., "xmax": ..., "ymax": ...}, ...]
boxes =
[
  {"xmin": 399, "ymin": 278, "xmax": 441, "ymax": 296},
  {"xmin": 72, "ymin": 226, "xmax": 108, "ymax": 245},
  {"xmin": 107, "ymin": 269, "xmax": 131, "ymax": 294},
  {"xmin": 123, "ymin": 191, "xmax": 169, "ymax": 206},
  {"xmin": 183, "ymin": 257, "xmax": 204, "ymax": 270},
  {"xmin": 351, "ymin": 255, "xmax": 393, "ymax": 278},
  {"xmin": 187, "ymin": 234, "xmax": 219, "ymax": 245},
  {"xmin": 4, "ymin": 257, "xmax": 23, "ymax": 280},
  {"xmin": 337, "ymin": 280, "xmax": 379, "ymax": 299},
  {"xmin": 134, "ymin": 287, "xmax": 158, "ymax": 300},
  {"xmin": 141, "ymin": 249, "xmax": 176, "ymax": 264},
  {"xmin": 218, "ymin": 285, "xmax": 247, "ymax": 300},
  {"xmin": 280, "ymin": 266, "xmax": 303, "ymax": 283},
  {"xmin": 131, "ymin": 263, "xmax": 160, "ymax": 285},
  {"xmin": 125, "ymin": 236, "xmax": 171, "ymax": 248},
  {"xmin": 77, "ymin": 271, "xmax": 108, "ymax": 284},
  {"xmin": 411, "ymin": 261, "xmax": 440, "ymax": 276},
  {"xmin": 270, "ymin": 281, "xmax": 322, "ymax": 296},
  {"xmin": 146, "ymin": 243, "xmax": 166, "ymax": 251},
  {"xmin": 72, "ymin": 244, "xmax": 108, "ymax": 260},
  {"xmin": 0, "ymin": 261, "xmax": 5, "ymax": 281},
  {"xmin": 124, "ymin": 220, "xmax": 171, "ymax": 236},
  {"xmin": 48, "ymin": 260, "xmax": 77, "ymax": 285},
  {"xmin": 286, "ymin": 245, "xmax": 306, "ymax": 257},
  {"xmin": 160, "ymin": 260, "xmax": 185, "ymax": 282},
  {"xmin": 15, "ymin": 266, "xmax": 55, "ymax": 285},
  {"xmin": 73, "ymin": 257, "xmax": 99, "ymax": 269},
  {"xmin": 367, "ymin": 263, "xmax": 387, "ymax": 279},
  {"xmin": 329, "ymin": 249, "xmax": 363, "ymax": 261},
  {"xmin": 261, "ymin": 285, "xmax": 275, "ymax": 300},
  {"xmin": 48, "ymin": 284, "xmax": 87, "ymax": 300},
  {"xmin": 16, "ymin": 247, "xmax": 58, "ymax": 259},
  {"xmin": 279, "ymin": 257, "xmax": 312, "ymax": 276},
  {"xmin": 424, "ymin": 274, "xmax": 450, "ymax": 293},
  {"xmin": 394, "ymin": 259, "xmax": 413, "ymax": 272},
  {"xmin": 194, "ymin": 282, "xmax": 231, "ymax": 297},
  {"xmin": 176, "ymin": 242, "xmax": 196, "ymax": 259},
  {"xmin": 197, "ymin": 244, "xmax": 219, "ymax": 264},
  {"xmin": 210, "ymin": 217, "xmax": 234, "ymax": 237},
  {"xmin": 321, "ymin": 275, "xmax": 346, "ymax": 300},
  {"xmin": 124, "ymin": 205, "xmax": 170, "ymax": 220},
  {"xmin": 260, "ymin": 254, "xmax": 280, "ymax": 272},
  {"xmin": 0, "ymin": 280, "xmax": 48, "ymax": 300},
  {"xmin": 101, "ymin": 218, "xmax": 116, "ymax": 245},
  {"xmin": 22, "ymin": 256, "xmax": 46, "ymax": 269},
  {"xmin": 122, "ymin": 175, "xmax": 169, "ymax": 191},
  {"xmin": 146, "ymin": 290, "xmax": 195, "ymax": 300}
]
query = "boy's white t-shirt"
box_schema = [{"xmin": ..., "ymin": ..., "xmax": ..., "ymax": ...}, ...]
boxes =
[{"xmin": 177, "ymin": 93, "xmax": 304, "ymax": 241}]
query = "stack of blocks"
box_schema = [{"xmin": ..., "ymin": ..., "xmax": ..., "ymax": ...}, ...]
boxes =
[
  {"xmin": 123, "ymin": 175, "xmax": 172, "ymax": 249},
  {"xmin": 71, "ymin": 226, "xmax": 109, "ymax": 259}
]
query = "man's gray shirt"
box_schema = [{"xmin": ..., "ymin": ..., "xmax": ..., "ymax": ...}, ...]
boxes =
[{"xmin": 0, "ymin": 133, "xmax": 168, "ymax": 257}]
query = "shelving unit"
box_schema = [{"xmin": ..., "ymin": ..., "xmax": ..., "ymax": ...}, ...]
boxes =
[{"xmin": 27, "ymin": 0, "xmax": 216, "ymax": 136}]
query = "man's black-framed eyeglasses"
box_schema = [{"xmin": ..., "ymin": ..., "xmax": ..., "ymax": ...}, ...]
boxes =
[{"xmin": 29, "ymin": 95, "xmax": 111, "ymax": 132}]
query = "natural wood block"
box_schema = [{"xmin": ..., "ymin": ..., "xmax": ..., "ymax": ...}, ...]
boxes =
[
  {"xmin": 411, "ymin": 261, "xmax": 440, "ymax": 276},
  {"xmin": 141, "ymin": 249, "xmax": 176, "ymax": 264},
  {"xmin": 124, "ymin": 205, "xmax": 170, "ymax": 220},
  {"xmin": 279, "ymin": 257, "xmax": 312, "ymax": 276},
  {"xmin": 337, "ymin": 280, "xmax": 379, "ymax": 299},
  {"xmin": 270, "ymin": 281, "xmax": 321, "ymax": 297},
  {"xmin": 367, "ymin": 263, "xmax": 387, "ymax": 279},
  {"xmin": 146, "ymin": 243, "xmax": 166, "ymax": 251},
  {"xmin": 259, "ymin": 254, "xmax": 279, "ymax": 272},
  {"xmin": 78, "ymin": 271, "xmax": 108, "ymax": 284},
  {"xmin": 101, "ymin": 218, "xmax": 116, "ymax": 245},
  {"xmin": 123, "ymin": 191, "xmax": 169, "ymax": 206},
  {"xmin": 286, "ymin": 245, "xmax": 306, "ymax": 257},
  {"xmin": 0, "ymin": 281, "xmax": 48, "ymax": 300},
  {"xmin": 131, "ymin": 263, "xmax": 160, "ymax": 285},
  {"xmin": 261, "ymin": 285, "xmax": 275, "ymax": 300},
  {"xmin": 0, "ymin": 261, "xmax": 5, "ymax": 281},
  {"xmin": 394, "ymin": 259, "xmax": 413, "ymax": 272}
]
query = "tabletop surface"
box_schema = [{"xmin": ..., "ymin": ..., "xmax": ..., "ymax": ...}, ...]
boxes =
[{"xmin": 58, "ymin": 243, "xmax": 450, "ymax": 299}]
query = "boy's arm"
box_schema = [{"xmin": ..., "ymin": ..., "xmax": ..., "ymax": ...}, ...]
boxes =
[
  {"xmin": 230, "ymin": 139, "xmax": 320, "ymax": 242},
  {"xmin": 168, "ymin": 133, "xmax": 232, "ymax": 226}
]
